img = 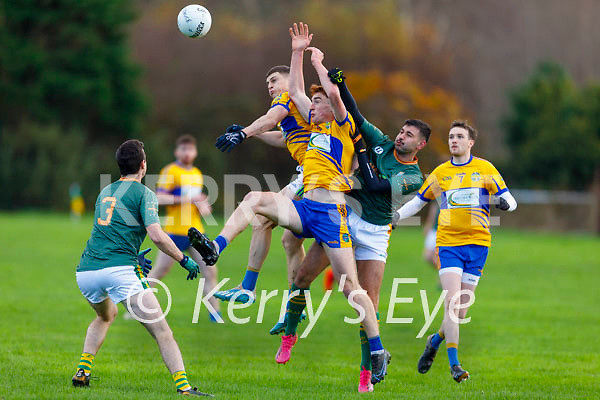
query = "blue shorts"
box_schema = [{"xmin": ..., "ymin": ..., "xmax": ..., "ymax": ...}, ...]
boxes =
[
  {"xmin": 437, "ymin": 244, "xmax": 489, "ymax": 285},
  {"xmin": 292, "ymin": 198, "xmax": 352, "ymax": 248},
  {"xmin": 168, "ymin": 234, "xmax": 190, "ymax": 252}
]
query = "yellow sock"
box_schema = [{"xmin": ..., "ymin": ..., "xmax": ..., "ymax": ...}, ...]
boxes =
[
  {"xmin": 438, "ymin": 328, "xmax": 445, "ymax": 339},
  {"xmin": 172, "ymin": 370, "xmax": 192, "ymax": 392},
  {"xmin": 77, "ymin": 352, "xmax": 95, "ymax": 374}
]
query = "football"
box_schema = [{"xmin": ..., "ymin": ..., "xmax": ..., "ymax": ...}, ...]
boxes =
[{"xmin": 177, "ymin": 4, "xmax": 212, "ymax": 38}]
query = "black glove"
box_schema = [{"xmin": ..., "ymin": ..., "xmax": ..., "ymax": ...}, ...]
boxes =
[
  {"xmin": 328, "ymin": 67, "xmax": 345, "ymax": 84},
  {"xmin": 215, "ymin": 124, "xmax": 246, "ymax": 152},
  {"xmin": 496, "ymin": 196, "xmax": 510, "ymax": 211}
]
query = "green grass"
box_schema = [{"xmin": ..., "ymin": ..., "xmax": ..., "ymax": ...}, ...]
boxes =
[{"xmin": 0, "ymin": 212, "xmax": 599, "ymax": 399}]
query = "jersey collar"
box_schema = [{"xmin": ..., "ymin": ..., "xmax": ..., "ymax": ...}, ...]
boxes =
[
  {"xmin": 450, "ymin": 154, "xmax": 473, "ymax": 166},
  {"xmin": 393, "ymin": 149, "xmax": 419, "ymax": 165}
]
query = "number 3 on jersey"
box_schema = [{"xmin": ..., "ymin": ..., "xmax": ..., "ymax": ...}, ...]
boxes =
[{"xmin": 97, "ymin": 196, "xmax": 117, "ymax": 226}]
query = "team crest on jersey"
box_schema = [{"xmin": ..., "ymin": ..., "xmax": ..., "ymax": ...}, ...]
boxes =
[
  {"xmin": 374, "ymin": 146, "xmax": 384, "ymax": 154},
  {"xmin": 274, "ymin": 94, "xmax": 282, "ymax": 102},
  {"xmin": 342, "ymin": 233, "xmax": 350, "ymax": 242},
  {"xmin": 442, "ymin": 176, "xmax": 452, "ymax": 181},
  {"xmin": 471, "ymin": 172, "xmax": 481, "ymax": 182},
  {"xmin": 307, "ymin": 132, "xmax": 331, "ymax": 153}
]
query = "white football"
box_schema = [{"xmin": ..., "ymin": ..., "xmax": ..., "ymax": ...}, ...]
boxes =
[{"xmin": 177, "ymin": 5, "xmax": 212, "ymax": 38}]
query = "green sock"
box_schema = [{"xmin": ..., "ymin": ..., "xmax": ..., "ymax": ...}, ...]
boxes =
[
  {"xmin": 284, "ymin": 283, "xmax": 308, "ymax": 336},
  {"xmin": 359, "ymin": 323, "xmax": 371, "ymax": 371}
]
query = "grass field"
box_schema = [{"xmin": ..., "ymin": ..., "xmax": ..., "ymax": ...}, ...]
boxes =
[{"xmin": 1, "ymin": 212, "xmax": 599, "ymax": 399}]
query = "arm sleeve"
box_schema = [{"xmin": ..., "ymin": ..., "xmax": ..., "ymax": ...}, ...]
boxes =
[
  {"xmin": 270, "ymin": 92, "xmax": 292, "ymax": 112},
  {"xmin": 416, "ymin": 171, "xmax": 441, "ymax": 202},
  {"xmin": 354, "ymin": 140, "xmax": 391, "ymax": 193},
  {"xmin": 337, "ymin": 79, "xmax": 365, "ymax": 127},
  {"xmin": 156, "ymin": 166, "xmax": 175, "ymax": 194},
  {"xmin": 396, "ymin": 196, "xmax": 428, "ymax": 220},
  {"xmin": 485, "ymin": 163, "xmax": 509, "ymax": 195},
  {"xmin": 390, "ymin": 172, "xmax": 424, "ymax": 196},
  {"xmin": 141, "ymin": 189, "xmax": 160, "ymax": 227},
  {"xmin": 498, "ymin": 191, "xmax": 517, "ymax": 211}
]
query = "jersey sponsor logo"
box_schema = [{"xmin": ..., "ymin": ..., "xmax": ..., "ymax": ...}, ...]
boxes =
[
  {"xmin": 181, "ymin": 186, "xmax": 202, "ymax": 197},
  {"xmin": 307, "ymin": 132, "xmax": 331, "ymax": 153},
  {"xmin": 374, "ymin": 146, "xmax": 384, "ymax": 154},
  {"xmin": 446, "ymin": 188, "xmax": 480, "ymax": 208}
]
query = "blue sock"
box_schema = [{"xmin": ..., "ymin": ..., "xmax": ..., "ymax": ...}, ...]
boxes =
[
  {"xmin": 209, "ymin": 311, "xmax": 222, "ymax": 323},
  {"xmin": 431, "ymin": 333, "xmax": 444, "ymax": 349},
  {"xmin": 447, "ymin": 345, "xmax": 460, "ymax": 366},
  {"xmin": 368, "ymin": 336, "xmax": 384, "ymax": 354},
  {"xmin": 214, "ymin": 235, "xmax": 228, "ymax": 254},
  {"xmin": 241, "ymin": 268, "xmax": 259, "ymax": 291}
]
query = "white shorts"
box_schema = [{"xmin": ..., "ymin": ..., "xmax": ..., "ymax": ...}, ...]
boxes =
[
  {"xmin": 348, "ymin": 212, "xmax": 392, "ymax": 262},
  {"xmin": 285, "ymin": 166, "xmax": 304, "ymax": 197},
  {"xmin": 76, "ymin": 265, "xmax": 148, "ymax": 304},
  {"xmin": 424, "ymin": 229, "xmax": 437, "ymax": 251}
]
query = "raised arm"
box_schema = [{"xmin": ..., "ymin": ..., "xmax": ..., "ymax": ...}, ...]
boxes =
[
  {"xmin": 328, "ymin": 68, "xmax": 365, "ymax": 127},
  {"xmin": 306, "ymin": 47, "xmax": 347, "ymax": 122},
  {"xmin": 288, "ymin": 22, "xmax": 312, "ymax": 121}
]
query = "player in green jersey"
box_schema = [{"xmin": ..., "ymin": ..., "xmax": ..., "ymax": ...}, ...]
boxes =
[
  {"xmin": 282, "ymin": 68, "xmax": 431, "ymax": 392},
  {"xmin": 72, "ymin": 140, "xmax": 210, "ymax": 397}
]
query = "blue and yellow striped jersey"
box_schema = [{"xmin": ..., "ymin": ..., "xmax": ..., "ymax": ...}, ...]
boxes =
[
  {"xmin": 270, "ymin": 92, "xmax": 311, "ymax": 165},
  {"xmin": 302, "ymin": 113, "xmax": 356, "ymax": 193},
  {"xmin": 156, "ymin": 162, "xmax": 204, "ymax": 235},
  {"xmin": 417, "ymin": 156, "xmax": 508, "ymax": 247}
]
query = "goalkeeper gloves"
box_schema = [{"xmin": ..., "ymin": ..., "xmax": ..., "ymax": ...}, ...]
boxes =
[
  {"xmin": 137, "ymin": 248, "xmax": 153, "ymax": 277},
  {"xmin": 215, "ymin": 124, "xmax": 246, "ymax": 152},
  {"xmin": 179, "ymin": 255, "xmax": 200, "ymax": 280},
  {"xmin": 328, "ymin": 67, "xmax": 345, "ymax": 84}
]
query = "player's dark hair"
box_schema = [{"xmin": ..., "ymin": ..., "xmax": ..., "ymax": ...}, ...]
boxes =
[
  {"xmin": 266, "ymin": 65, "xmax": 290, "ymax": 78},
  {"xmin": 404, "ymin": 119, "xmax": 432, "ymax": 142},
  {"xmin": 451, "ymin": 120, "xmax": 477, "ymax": 141},
  {"xmin": 176, "ymin": 134, "xmax": 197, "ymax": 148},
  {"xmin": 116, "ymin": 139, "xmax": 145, "ymax": 176},
  {"xmin": 310, "ymin": 84, "xmax": 328, "ymax": 98}
]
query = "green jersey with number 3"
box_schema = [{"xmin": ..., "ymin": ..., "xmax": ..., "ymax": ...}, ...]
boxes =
[
  {"xmin": 348, "ymin": 119, "xmax": 424, "ymax": 226},
  {"xmin": 78, "ymin": 179, "xmax": 160, "ymax": 271}
]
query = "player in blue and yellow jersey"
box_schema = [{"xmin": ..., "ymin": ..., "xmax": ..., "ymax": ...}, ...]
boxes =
[
  {"xmin": 396, "ymin": 120, "xmax": 517, "ymax": 383},
  {"xmin": 72, "ymin": 140, "xmax": 209, "ymax": 396},
  {"xmin": 148, "ymin": 135, "xmax": 221, "ymax": 321},
  {"xmin": 188, "ymin": 22, "xmax": 390, "ymax": 386},
  {"xmin": 211, "ymin": 64, "xmax": 311, "ymax": 305}
]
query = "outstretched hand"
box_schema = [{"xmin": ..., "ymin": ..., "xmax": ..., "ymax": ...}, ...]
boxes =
[
  {"xmin": 306, "ymin": 46, "xmax": 324, "ymax": 65},
  {"xmin": 289, "ymin": 22, "xmax": 313, "ymax": 52}
]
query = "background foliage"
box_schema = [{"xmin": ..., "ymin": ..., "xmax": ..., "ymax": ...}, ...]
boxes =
[{"xmin": 1, "ymin": 0, "xmax": 599, "ymax": 210}]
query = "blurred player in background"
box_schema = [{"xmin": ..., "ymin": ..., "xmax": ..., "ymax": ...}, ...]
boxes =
[
  {"xmin": 73, "ymin": 139, "xmax": 209, "ymax": 396},
  {"xmin": 395, "ymin": 121, "xmax": 517, "ymax": 383},
  {"xmin": 149, "ymin": 134, "xmax": 221, "ymax": 322}
]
